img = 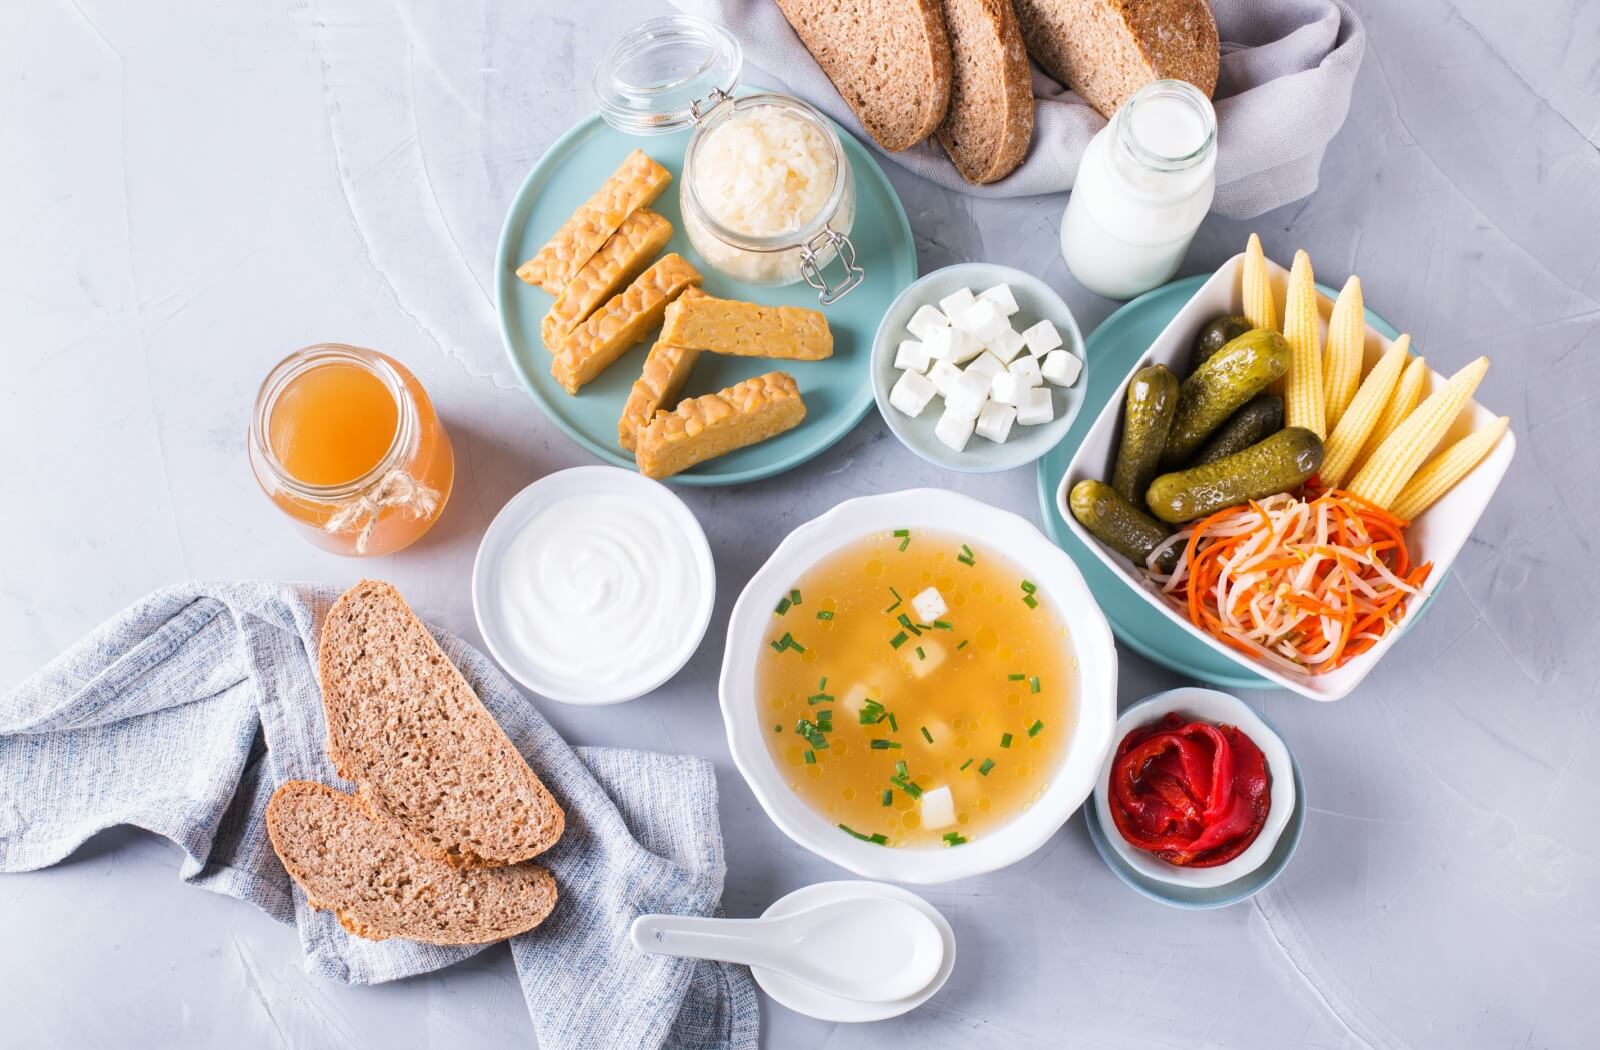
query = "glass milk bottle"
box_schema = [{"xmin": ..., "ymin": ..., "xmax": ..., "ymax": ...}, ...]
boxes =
[{"xmin": 1060, "ymin": 80, "xmax": 1217, "ymax": 300}]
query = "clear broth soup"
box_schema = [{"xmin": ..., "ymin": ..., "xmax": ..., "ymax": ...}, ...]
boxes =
[{"xmin": 757, "ymin": 529, "xmax": 1076, "ymax": 848}]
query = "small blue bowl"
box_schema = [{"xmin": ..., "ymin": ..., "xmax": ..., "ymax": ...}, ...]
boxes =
[
  {"xmin": 870, "ymin": 263, "xmax": 1087, "ymax": 473},
  {"xmin": 1085, "ymin": 692, "xmax": 1306, "ymax": 909}
]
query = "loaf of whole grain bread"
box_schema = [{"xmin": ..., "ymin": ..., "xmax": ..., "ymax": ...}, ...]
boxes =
[
  {"xmin": 1013, "ymin": 0, "xmax": 1219, "ymax": 118},
  {"xmin": 266, "ymin": 780, "xmax": 558, "ymax": 946}
]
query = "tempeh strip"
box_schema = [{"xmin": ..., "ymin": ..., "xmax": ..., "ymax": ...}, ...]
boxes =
[
  {"xmin": 635, "ymin": 372, "xmax": 806, "ymax": 479},
  {"xmin": 517, "ymin": 149, "xmax": 671, "ymax": 294},
  {"xmin": 551, "ymin": 254, "xmax": 702, "ymax": 394},
  {"xmin": 619, "ymin": 337, "xmax": 704, "ymax": 452},
  {"xmin": 659, "ymin": 294, "xmax": 833, "ymax": 361},
  {"xmin": 542, "ymin": 208, "xmax": 673, "ymax": 351}
]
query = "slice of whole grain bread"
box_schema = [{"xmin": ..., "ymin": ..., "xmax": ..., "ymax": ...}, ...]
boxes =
[
  {"xmin": 1013, "ymin": 0, "xmax": 1219, "ymax": 118},
  {"xmin": 775, "ymin": 0, "xmax": 953, "ymax": 152},
  {"xmin": 266, "ymin": 780, "xmax": 557, "ymax": 945},
  {"xmin": 318, "ymin": 580, "xmax": 564, "ymax": 868},
  {"xmin": 936, "ymin": 0, "xmax": 1035, "ymax": 183}
]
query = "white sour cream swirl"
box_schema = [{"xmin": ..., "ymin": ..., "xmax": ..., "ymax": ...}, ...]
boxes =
[{"xmin": 497, "ymin": 493, "xmax": 701, "ymax": 688}]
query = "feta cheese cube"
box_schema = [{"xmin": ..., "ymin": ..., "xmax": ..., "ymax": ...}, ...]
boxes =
[
  {"xmin": 963, "ymin": 351, "xmax": 1006, "ymax": 383},
  {"xmin": 894, "ymin": 339, "xmax": 931, "ymax": 373},
  {"xmin": 945, "ymin": 369, "xmax": 991, "ymax": 420},
  {"xmin": 934, "ymin": 406, "xmax": 975, "ymax": 451},
  {"xmin": 937, "ymin": 287, "xmax": 976, "ymax": 326},
  {"xmin": 976, "ymin": 401, "xmax": 1017, "ymax": 443},
  {"xmin": 906, "ymin": 304, "xmax": 950, "ymax": 342},
  {"xmin": 957, "ymin": 299, "xmax": 1009, "ymax": 342},
  {"xmin": 979, "ymin": 283, "xmax": 1020, "ymax": 316},
  {"xmin": 920, "ymin": 785, "xmax": 956, "ymax": 830},
  {"xmin": 1016, "ymin": 386, "xmax": 1055, "ymax": 425},
  {"xmin": 900, "ymin": 637, "xmax": 946, "ymax": 678},
  {"xmin": 990, "ymin": 371, "xmax": 1026, "ymax": 405},
  {"xmin": 911, "ymin": 586, "xmax": 948, "ymax": 621},
  {"xmin": 1042, "ymin": 348, "xmax": 1082, "ymax": 387},
  {"xmin": 986, "ymin": 327, "xmax": 1027, "ymax": 364},
  {"xmin": 1008, "ymin": 353, "xmax": 1043, "ymax": 388},
  {"xmin": 924, "ymin": 325, "xmax": 981, "ymax": 365},
  {"xmin": 928, "ymin": 359, "xmax": 963, "ymax": 397},
  {"xmin": 1022, "ymin": 319, "xmax": 1063, "ymax": 356},
  {"xmin": 889, "ymin": 369, "xmax": 937, "ymax": 417}
]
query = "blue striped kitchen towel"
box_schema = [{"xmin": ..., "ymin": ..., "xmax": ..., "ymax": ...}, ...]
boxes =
[{"xmin": 0, "ymin": 582, "xmax": 759, "ymax": 1050}]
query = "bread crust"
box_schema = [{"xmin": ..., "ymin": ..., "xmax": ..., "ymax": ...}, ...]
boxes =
[
  {"xmin": 775, "ymin": 0, "xmax": 954, "ymax": 151},
  {"xmin": 936, "ymin": 0, "xmax": 1036, "ymax": 183}
]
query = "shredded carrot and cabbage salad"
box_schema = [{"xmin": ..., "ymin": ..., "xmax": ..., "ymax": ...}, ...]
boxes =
[{"xmin": 1143, "ymin": 489, "xmax": 1432, "ymax": 674}]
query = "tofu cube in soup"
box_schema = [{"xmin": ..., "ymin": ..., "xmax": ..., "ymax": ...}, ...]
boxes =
[
  {"xmin": 900, "ymin": 637, "xmax": 946, "ymax": 678},
  {"xmin": 920, "ymin": 785, "xmax": 957, "ymax": 830},
  {"xmin": 911, "ymin": 586, "xmax": 948, "ymax": 621}
]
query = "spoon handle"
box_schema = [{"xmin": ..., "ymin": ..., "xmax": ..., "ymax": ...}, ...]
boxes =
[{"xmin": 630, "ymin": 914, "xmax": 789, "ymax": 973}]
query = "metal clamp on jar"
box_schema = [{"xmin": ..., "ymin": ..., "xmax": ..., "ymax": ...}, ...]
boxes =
[{"xmin": 593, "ymin": 16, "xmax": 864, "ymax": 305}]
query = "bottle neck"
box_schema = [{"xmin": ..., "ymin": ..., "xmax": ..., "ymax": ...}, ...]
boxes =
[{"xmin": 1107, "ymin": 80, "xmax": 1217, "ymax": 199}]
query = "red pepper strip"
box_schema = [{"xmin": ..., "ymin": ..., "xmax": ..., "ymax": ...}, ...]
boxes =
[{"xmin": 1108, "ymin": 714, "xmax": 1272, "ymax": 867}]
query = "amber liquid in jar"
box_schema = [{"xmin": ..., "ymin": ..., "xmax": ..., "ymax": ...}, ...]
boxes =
[{"xmin": 249, "ymin": 344, "xmax": 454, "ymax": 556}]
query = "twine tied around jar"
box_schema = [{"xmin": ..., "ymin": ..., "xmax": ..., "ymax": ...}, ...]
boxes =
[{"xmin": 322, "ymin": 469, "xmax": 440, "ymax": 554}]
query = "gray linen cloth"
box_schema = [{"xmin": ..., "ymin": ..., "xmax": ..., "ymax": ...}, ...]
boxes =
[
  {"xmin": 0, "ymin": 582, "xmax": 758, "ymax": 1050},
  {"xmin": 667, "ymin": 0, "xmax": 1365, "ymax": 218}
]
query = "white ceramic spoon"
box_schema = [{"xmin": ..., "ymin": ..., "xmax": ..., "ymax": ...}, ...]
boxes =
[{"xmin": 630, "ymin": 894, "xmax": 945, "ymax": 1004}]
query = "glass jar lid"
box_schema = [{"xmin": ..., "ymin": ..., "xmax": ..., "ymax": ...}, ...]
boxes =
[{"xmin": 593, "ymin": 16, "xmax": 743, "ymax": 135}]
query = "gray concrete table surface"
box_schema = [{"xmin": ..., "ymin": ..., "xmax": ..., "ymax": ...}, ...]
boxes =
[{"xmin": 2, "ymin": 0, "xmax": 1595, "ymax": 1046}]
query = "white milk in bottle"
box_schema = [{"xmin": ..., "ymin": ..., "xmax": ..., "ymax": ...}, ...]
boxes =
[{"xmin": 1060, "ymin": 80, "xmax": 1217, "ymax": 300}]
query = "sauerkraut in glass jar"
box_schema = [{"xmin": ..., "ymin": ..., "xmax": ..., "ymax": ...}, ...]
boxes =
[{"xmin": 593, "ymin": 16, "xmax": 864, "ymax": 304}]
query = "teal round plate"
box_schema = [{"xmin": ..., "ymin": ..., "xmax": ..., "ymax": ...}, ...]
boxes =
[
  {"xmin": 495, "ymin": 109, "xmax": 917, "ymax": 486},
  {"xmin": 1034, "ymin": 275, "xmax": 1406, "ymax": 688}
]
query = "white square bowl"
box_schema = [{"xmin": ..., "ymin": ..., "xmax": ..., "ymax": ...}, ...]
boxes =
[{"xmin": 1054, "ymin": 252, "xmax": 1516, "ymax": 701}]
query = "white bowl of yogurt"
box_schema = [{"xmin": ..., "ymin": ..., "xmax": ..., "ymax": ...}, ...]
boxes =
[{"xmin": 472, "ymin": 465, "xmax": 715, "ymax": 705}]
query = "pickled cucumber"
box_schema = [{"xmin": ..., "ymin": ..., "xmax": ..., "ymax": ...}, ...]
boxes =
[
  {"xmin": 1162, "ymin": 328, "xmax": 1291, "ymax": 466},
  {"xmin": 1111, "ymin": 364, "xmax": 1179, "ymax": 504},
  {"xmin": 1193, "ymin": 394, "xmax": 1284, "ymax": 466},
  {"xmin": 1146, "ymin": 427, "xmax": 1324, "ymax": 524},
  {"xmin": 1069, "ymin": 479, "xmax": 1179, "ymax": 572},
  {"xmin": 1193, "ymin": 315, "xmax": 1253, "ymax": 369}
]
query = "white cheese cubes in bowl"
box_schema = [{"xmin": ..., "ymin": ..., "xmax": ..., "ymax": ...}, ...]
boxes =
[{"xmin": 871, "ymin": 263, "xmax": 1087, "ymax": 472}]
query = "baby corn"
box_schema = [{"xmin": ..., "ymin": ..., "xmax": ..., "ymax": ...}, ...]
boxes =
[
  {"xmin": 1282, "ymin": 250, "xmax": 1326, "ymax": 438},
  {"xmin": 1390, "ymin": 416, "xmax": 1510, "ymax": 522},
  {"xmin": 1348, "ymin": 356, "xmax": 1490, "ymax": 510},
  {"xmin": 1356, "ymin": 352, "xmax": 1428, "ymax": 473},
  {"xmin": 1323, "ymin": 276, "xmax": 1365, "ymax": 429},
  {"xmin": 1320, "ymin": 334, "xmax": 1410, "ymax": 488},
  {"xmin": 1243, "ymin": 233, "xmax": 1278, "ymax": 332}
]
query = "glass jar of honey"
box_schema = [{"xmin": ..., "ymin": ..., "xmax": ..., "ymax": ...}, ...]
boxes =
[{"xmin": 248, "ymin": 344, "xmax": 454, "ymax": 556}]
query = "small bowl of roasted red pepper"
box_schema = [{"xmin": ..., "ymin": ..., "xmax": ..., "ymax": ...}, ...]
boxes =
[{"xmin": 1092, "ymin": 687, "xmax": 1297, "ymax": 892}]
